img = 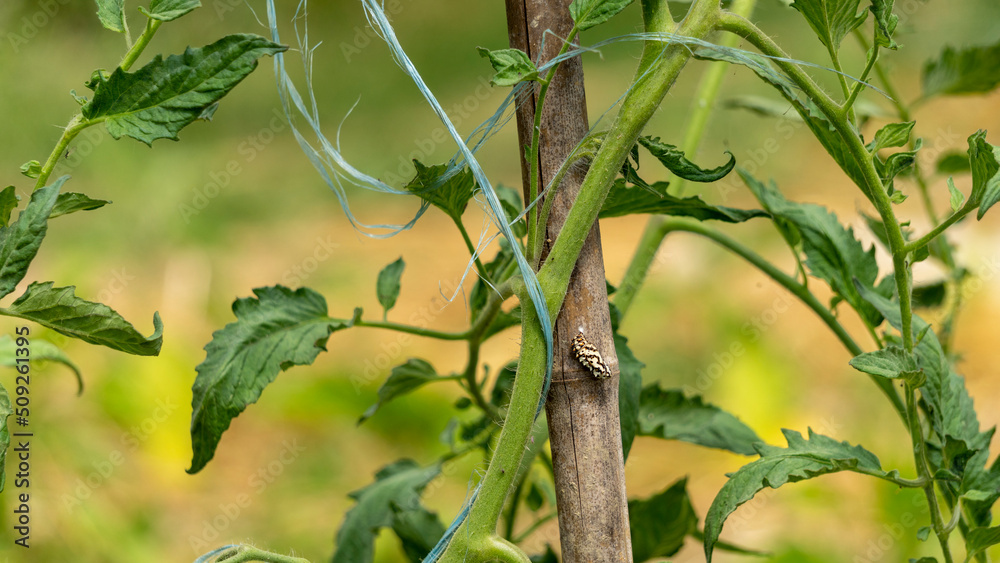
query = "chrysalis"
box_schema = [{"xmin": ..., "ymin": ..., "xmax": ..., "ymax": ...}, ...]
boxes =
[{"xmin": 571, "ymin": 332, "xmax": 611, "ymax": 379}]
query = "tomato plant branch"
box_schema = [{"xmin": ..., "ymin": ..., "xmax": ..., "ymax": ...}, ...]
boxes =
[
  {"xmin": 453, "ymin": 217, "xmax": 490, "ymax": 281},
  {"xmin": 842, "ymin": 47, "xmax": 878, "ymax": 115},
  {"xmin": 34, "ymin": 116, "xmax": 93, "ymax": 190},
  {"xmin": 120, "ymin": 17, "xmax": 162, "ymax": 71},
  {"xmin": 903, "ymin": 204, "xmax": 974, "ymax": 256},
  {"xmin": 650, "ymin": 218, "xmax": 907, "ymax": 421},
  {"xmin": 538, "ymin": 0, "xmax": 720, "ymax": 313},
  {"xmin": 209, "ymin": 545, "xmax": 311, "ymax": 563},
  {"xmin": 906, "ymin": 382, "xmax": 956, "ymax": 563}
]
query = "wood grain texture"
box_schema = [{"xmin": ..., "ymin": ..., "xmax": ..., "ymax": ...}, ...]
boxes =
[{"xmin": 505, "ymin": 1, "xmax": 632, "ymax": 560}]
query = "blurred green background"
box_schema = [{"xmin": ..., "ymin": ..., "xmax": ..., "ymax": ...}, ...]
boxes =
[{"xmin": 0, "ymin": 1, "xmax": 999, "ymax": 561}]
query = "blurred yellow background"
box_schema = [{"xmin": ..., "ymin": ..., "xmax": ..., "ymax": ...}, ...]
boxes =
[{"xmin": 0, "ymin": 0, "xmax": 999, "ymax": 561}]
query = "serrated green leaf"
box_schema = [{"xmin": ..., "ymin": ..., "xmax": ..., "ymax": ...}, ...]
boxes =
[
  {"xmin": 741, "ymin": 170, "xmax": 883, "ymax": 325},
  {"xmin": 869, "ymin": 121, "xmax": 914, "ymax": 153},
  {"xmin": 704, "ymin": 429, "xmax": 895, "ymax": 561},
  {"xmin": 476, "ymin": 47, "xmax": 538, "ymax": 87},
  {"xmin": 19, "ymin": 161, "xmax": 41, "ymax": 180},
  {"xmin": 947, "ymin": 177, "xmax": 965, "ymax": 213},
  {"xmin": 694, "ymin": 48, "xmax": 871, "ymax": 198},
  {"xmin": 615, "ymin": 333, "xmax": 642, "ymax": 461},
  {"xmin": 81, "ymin": 34, "xmax": 286, "ymax": 146},
  {"xmin": 404, "ymin": 161, "xmax": 478, "ymax": 223},
  {"xmin": 391, "ymin": 505, "xmax": 445, "ymax": 562},
  {"xmin": 965, "ymin": 130, "xmax": 1000, "ymax": 219},
  {"xmin": 140, "ymin": 0, "xmax": 201, "ymax": 21},
  {"xmin": 870, "ymin": 0, "xmax": 898, "ymax": 49},
  {"xmin": 936, "ymin": 151, "xmax": 970, "ymax": 175},
  {"xmin": 912, "ymin": 280, "xmax": 947, "ymax": 310},
  {"xmin": 333, "ymin": 459, "xmax": 441, "ymax": 563},
  {"xmin": 188, "ymin": 286, "xmax": 347, "ymax": 473},
  {"xmin": 600, "ymin": 180, "xmax": 767, "ymax": 222},
  {"xmin": 790, "ymin": 0, "xmax": 868, "ymax": 52},
  {"xmin": 0, "ymin": 187, "xmax": 18, "ymax": 228},
  {"xmin": 889, "ymin": 190, "xmax": 907, "ymax": 204},
  {"xmin": 967, "ymin": 526, "xmax": 1000, "ymax": 560},
  {"xmin": 569, "ymin": 0, "xmax": 635, "ymax": 31},
  {"xmin": 849, "ymin": 345, "xmax": 923, "ymax": 385},
  {"xmin": 49, "ymin": 193, "xmax": 111, "ymax": 219},
  {"xmin": 0, "ymin": 336, "xmax": 84, "ymax": 395},
  {"xmin": 0, "ymin": 179, "xmax": 63, "ymax": 299},
  {"xmin": 855, "ymin": 283, "xmax": 985, "ymax": 462},
  {"xmin": 0, "ymin": 384, "xmax": 10, "ymax": 491},
  {"xmin": 916, "ymin": 527, "xmax": 931, "ymax": 541},
  {"xmin": 629, "ymin": 478, "xmax": 698, "ymax": 561},
  {"xmin": 922, "ymin": 41, "xmax": 1000, "ymax": 98},
  {"xmin": 359, "ymin": 359, "xmax": 441, "ymax": 424},
  {"xmin": 1, "ymin": 282, "xmax": 162, "ymax": 357},
  {"xmin": 376, "ymin": 257, "xmax": 405, "ymax": 319},
  {"xmin": 95, "ymin": 0, "xmax": 126, "ymax": 32},
  {"xmin": 637, "ymin": 384, "xmax": 761, "ymax": 455},
  {"xmin": 638, "ymin": 136, "xmax": 735, "ymax": 182}
]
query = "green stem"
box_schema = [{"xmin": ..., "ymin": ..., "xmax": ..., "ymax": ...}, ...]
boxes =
[
  {"xmin": 33, "ymin": 116, "xmax": 92, "ymax": 190},
  {"xmin": 842, "ymin": 47, "xmax": 878, "ymax": 115},
  {"xmin": 538, "ymin": 0, "xmax": 720, "ymax": 315},
  {"xmin": 906, "ymin": 383, "xmax": 955, "ymax": 563},
  {"xmin": 454, "ymin": 217, "xmax": 490, "ymax": 281},
  {"xmin": 652, "ymin": 219, "xmax": 907, "ymax": 422},
  {"xmin": 828, "ymin": 45, "xmax": 855, "ymax": 125},
  {"xmin": 903, "ymin": 205, "xmax": 973, "ymax": 256},
  {"xmin": 354, "ymin": 319, "xmax": 473, "ymax": 341},
  {"xmin": 526, "ymin": 31, "xmax": 580, "ymax": 264},
  {"xmin": 120, "ymin": 17, "xmax": 162, "ymax": 71},
  {"xmin": 513, "ymin": 512, "xmax": 557, "ymax": 544},
  {"xmin": 209, "ymin": 545, "xmax": 311, "ymax": 563}
]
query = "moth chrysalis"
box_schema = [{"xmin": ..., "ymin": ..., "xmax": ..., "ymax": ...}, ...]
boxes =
[{"xmin": 571, "ymin": 332, "xmax": 611, "ymax": 379}]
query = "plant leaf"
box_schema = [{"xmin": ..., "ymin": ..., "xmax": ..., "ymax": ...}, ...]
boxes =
[
  {"xmin": 740, "ymin": 170, "xmax": 883, "ymax": 325},
  {"xmin": 49, "ymin": 193, "xmax": 111, "ymax": 219},
  {"xmin": 476, "ymin": 48, "xmax": 539, "ymax": 87},
  {"xmin": 95, "ymin": 0, "xmax": 126, "ymax": 32},
  {"xmin": 615, "ymin": 333, "xmax": 642, "ymax": 461},
  {"xmin": 376, "ymin": 257, "xmax": 405, "ymax": 319},
  {"xmin": 19, "ymin": 161, "xmax": 41, "ymax": 179},
  {"xmin": 333, "ymin": 459, "xmax": 441, "ymax": 563},
  {"xmin": 694, "ymin": 48, "xmax": 871, "ymax": 199},
  {"xmin": 638, "ymin": 136, "xmax": 735, "ymax": 182},
  {"xmin": 967, "ymin": 526, "xmax": 1000, "ymax": 560},
  {"xmin": 600, "ymin": 180, "xmax": 767, "ymax": 222},
  {"xmin": 1, "ymin": 282, "xmax": 162, "ymax": 356},
  {"xmin": 0, "ymin": 178, "xmax": 62, "ymax": 299},
  {"xmin": 140, "ymin": 0, "xmax": 201, "ymax": 21},
  {"xmin": 495, "ymin": 185, "xmax": 527, "ymax": 238},
  {"xmin": 569, "ymin": 0, "xmax": 635, "ymax": 31},
  {"xmin": 629, "ymin": 478, "xmax": 698, "ymax": 561},
  {"xmin": 0, "ymin": 384, "xmax": 11, "ymax": 491},
  {"xmin": 947, "ymin": 178, "xmax": 965, "ymax": 213},
  {"xmin": 922, "ymin": 41, "xmax": 1000, "ymax": 98},
  {"xmin": 188, "ymin": 286, "xmax": 348, "ymax": 473},
  {"xmin": 790, "ymin": 0, "xmax": 868, "ymax": 52},
  {"xmin": 849, "ymin": 345, "xmax": 923, "ymax": 386},
  {"xmin": 869, "ymin": 0, "xmax": 898, "ymax": 49},
  {"xmin": 359, "ymin": 359, "xmax": 441, "ymax": 424},
  {"xmin": 0, "ymin": 186, "xmax": 18, "ymax": 228},
  {"xmin": 868, "ymin": 121, "xmax": 914, "ymax": 153},
  {"xmin": 637, "ymin": 384, "xmax": 761, "ymax": 455},
  {"xmin": 391, "ymin": 505, "xmax": 446, "ymax": 562},
  {"xmin": 704, "ymin": 428, "xmax": 895, "ymax": 561},
  {"xmin": 965, "ymin": 130, "xmax": 1000, "ymax": 219},
  {"xmin": 81, "ymin": 34, "xmax": 286, "ymax": 146},
  {"xmin": 404, "ymin": 161, "xmax": 478, "ymax": 223},
  {"xmin": 0, "ymin": 336, "xmax": 84, "ymax": 395},
  {"xmin": 936, "ymin": 151, "xmax": 971, "ymax": 175}
]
